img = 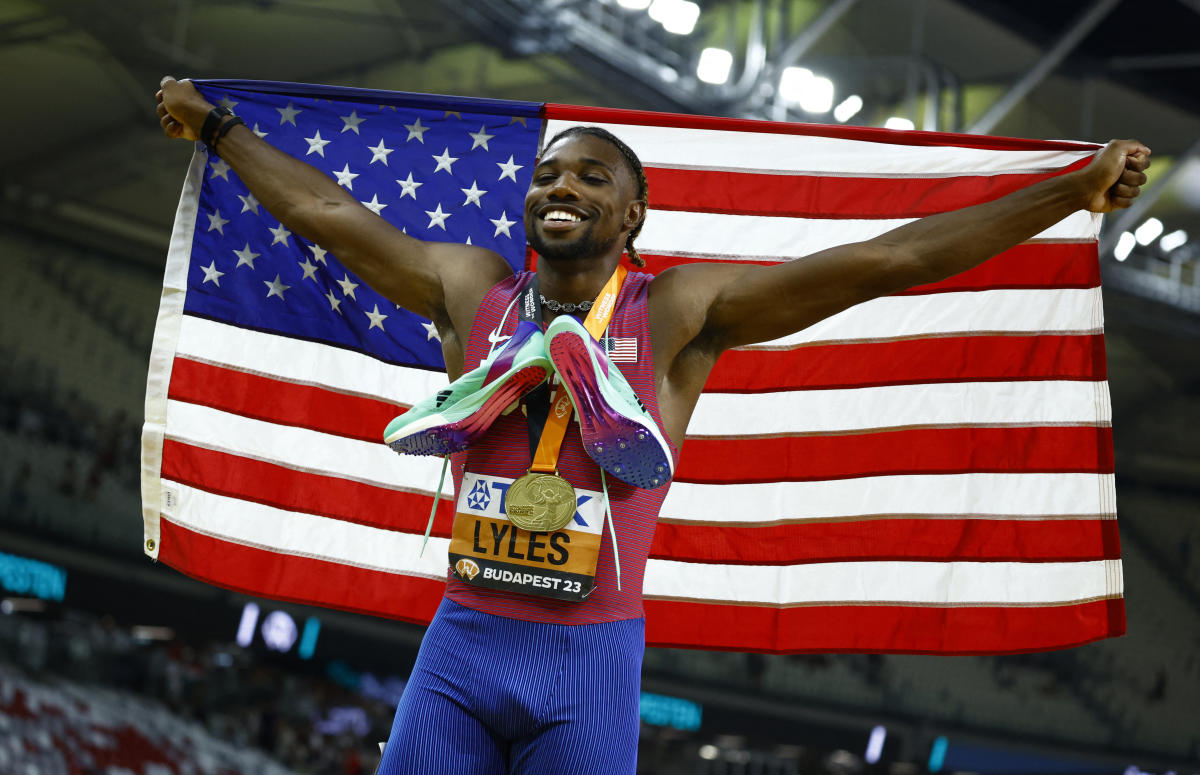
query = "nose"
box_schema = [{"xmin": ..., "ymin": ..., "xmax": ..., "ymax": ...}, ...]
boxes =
[{"xmin": 546, "ymin": 172, "xmax": 582, "ymax": 200}]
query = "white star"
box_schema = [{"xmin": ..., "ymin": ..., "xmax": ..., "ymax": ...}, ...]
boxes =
[
  {"xmin": 269, "ymin": 223, "xmax": 291, "ymax": 246},
  {"xmin": 497, "ymin": 155, "xmax": 523, "ymax": 182},
  {"xmin": 210, "ymin": 159, "xmax": 232, "ymax": 181},
  {"xmin": 218, "ymin": 95, "xmax": 239, "ymax": 111},
  {"xmin": 333, "ymin": 164, "xmax": 359, "ymax": 190},
  {"xmin": 200, "ymin": 260, "xmax": 224, "ymax": 286},
  {"xmin": 425, "ymin": 204, "xmax": 451, "ymax": 230},
  {"xmin": 252, "ymin": 123, "xmax": 269, "ymax": 139},
  {"xmin": 337, "ymin": 274, "xmax": 359, "ymax": 300},
  {"xmin": 461, "ymin": 180, "xmax": 487, "ymax": 207},
  {"xmin": 264, "ymin": 274, "xmax": 291, "ymax": 299},
  {"xmin": 397, "ymin": 173, "xmax": 422, "ymax": 200},
  {"xmin": 404, "ymin": 117, "xmax": 428, "ymax": 143},
  {"xmin": 422, "ymin": 320, "xmax": 441, "ymax": 341},
  {"xmin": 233, "ymin": 243, "xmax": 260, "ymax": 269},
  {"xmin": 206, "ymin": 210, "xmax": 229, "ymax": 234},
  {"xmin": 364, "ymin": 304, "xmax": 388, "ymax": 331},
  {"xmin": 464, "ymin": 235, "xmax": 473, "ymax": 245},
  {"xmin": 361, "ymin": 195, "xmax": 387, "ymax": 215},
  {"xmin": 309, "ymin": 244, "xmax": 328, "ymax": 264},
  {"xmin": 298, "ymin": 257, "xmax": 319, "ymax": 281},
  {"xmin": 238, "ymin": 193, "xmax": 260, "ymax": 215},
  {"xmin": 325, "ymin": 290, "xmax": 343, "ymax": 314},
  {"xmin": 367, "ymin": 139, "xmax": 394, "ymax": 165},
  {"xmin": 305, "ymin": 130, "xmax": 331, "ymax": 157},
  {"xmin": 340, "ymin": 110, "xmax": 366, "ymax": 134},
  {"xmin": 490, "ymin": 211, "xmax": 516, "ymax": 238},
  {"xmin": 432, "ymin": 148, "xmax": 458, "ymax": 174},
  {"xmin": 468, "ymin": 125, "xmax": 494, "ymax": 151},
  {"xmin": 277, "ymin": 102, "xmax": 302, "ymax": 126}
]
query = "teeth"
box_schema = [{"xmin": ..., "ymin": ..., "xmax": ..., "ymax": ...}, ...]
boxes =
[{"xmin": 544, "ymin": 210, "xmax": 581, "ymax": 223}]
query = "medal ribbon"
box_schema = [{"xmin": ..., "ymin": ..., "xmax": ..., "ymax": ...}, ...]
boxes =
[{"xmin": 528, "ymin": 265, "xmax": 627, "ymax": 474}]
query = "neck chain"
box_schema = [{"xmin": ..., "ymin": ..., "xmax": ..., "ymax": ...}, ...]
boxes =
[{"xmin": 539, "ymin": 294, "xmax": 592, "ymax": 314}]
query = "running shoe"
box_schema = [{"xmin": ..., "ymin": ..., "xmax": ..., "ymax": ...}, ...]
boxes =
[
  {"xmin": 385, "ymin": 320, "xmax": 550, "ymax": 456},
  {"xmin": 544, "ymin": 314, "xmax": 673, "ymax": 488}
]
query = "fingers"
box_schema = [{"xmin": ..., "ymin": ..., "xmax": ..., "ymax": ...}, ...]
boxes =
[
  {"xmin": 1119, "ymin": 168, "xmax": 1147, "ymax": 187},
  {"xmin": 1111, "ymin": 183, "xmax": 1140, "ymax": 199}
]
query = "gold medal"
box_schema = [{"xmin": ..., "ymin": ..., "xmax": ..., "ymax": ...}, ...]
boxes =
[{"xmin": 504, "ymin": 472, "xmax": 576, "ymax": 532}]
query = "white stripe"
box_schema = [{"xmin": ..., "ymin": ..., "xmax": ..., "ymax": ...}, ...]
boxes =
[
  {"xmin": 638, "ymin": 209, "xmax": 1101, "ymax": 260},
  {"xmin": 165, "ymin": 484, "xmax": 1118, "ymax": 606},
  {"xmin": 176, "ymin": 314, "xmax": 449, "ymax": 405},
  {"xmin": 545, "ymin": 119, "xmax": 1096, "ymax": 176},
  {"xmin": 177, "ymin": 291, "xmax": 1100, "ymax": 408},
  {"xmin": 688, "ymin": 380, "xmax": 1108, "ymax": 436},
  {"xmin": 163, "ymin": 483, "xmax": 449, "ymax": 579},
  {"xmin": 643, "ymin": 558, "xmax": 1122, "ymax": 606},
  {"xmin": 660, "ymin": 473, "xmax": 1116, "ymax": 524},
  {"xmin": 747, "ymin": 288, "xmax": 1102, "ymax": 348},
  {"xmin": 165, "ymin": 400, "xmax": 454, "ymax": 496}
]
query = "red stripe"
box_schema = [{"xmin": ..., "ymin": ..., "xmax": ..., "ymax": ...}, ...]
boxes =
[
  {"xmin": 651, "ymin": 518, "xmax": 1121, "ymax": 565},
  {"xmin": 709, "ymin": 334, "xmax": 1106, "ymax": 392},
  {"xmin": 160, "ymin": 439, "xmax": 456, "ymax": 536},
  {"xmin": 158, "ymin": 518, "xmax": 446, "ymax": 625},
  {"xmin": 544, "ymin": 103, "xmax": 1100, "ymax": 152},
  {"xmin": 678, "ymin": 426, "xmax": 1114, "ymax": 484},
  {"xmin": 645, "ymin": 159, "xmax": 1090, "ymax": 220},
  {"xmin": 159, "ymin": 518, "xmax": 1123, "ymax": 655},
  {"xmin": 168, "ymin": 357, "xmax": 402, "ymax": 443},
  {"xmin": 639, "ymin": 243, "xmax": 1099, "ymax": 293},
  {"xmin": 643, "ymin": 597, "xmax": 1125, "ymax": 654}
]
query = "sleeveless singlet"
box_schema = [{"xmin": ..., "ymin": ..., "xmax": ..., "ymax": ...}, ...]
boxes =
[{"xmin": 443, "ymin": 270, "xmax": 677, "ymax": 625}]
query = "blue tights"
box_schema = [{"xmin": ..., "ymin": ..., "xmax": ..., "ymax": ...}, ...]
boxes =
[{"xmin": 378, "ymin": 598, "xmax": 644, "ymax": 774}]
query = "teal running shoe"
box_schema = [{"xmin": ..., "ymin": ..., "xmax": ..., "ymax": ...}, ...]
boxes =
[
  {"xmin": 544, "ymin": 315, "xmax": 673, "ymax": 488},
  {"xmin": 385, "ymin": 320, "xmax": 549, "ymax": 456}
]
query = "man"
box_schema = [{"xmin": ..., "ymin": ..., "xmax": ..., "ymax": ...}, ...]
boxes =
[{"xmin": 156, "ymin": 76, "xmax": 1149, "ymax": 774}]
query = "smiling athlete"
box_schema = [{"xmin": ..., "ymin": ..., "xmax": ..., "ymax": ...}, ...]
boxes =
[{"xmin": 157, "ymin": 76, "xmax": 1149, "ymax": 774}]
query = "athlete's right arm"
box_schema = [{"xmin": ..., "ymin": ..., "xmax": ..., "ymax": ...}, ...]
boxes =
[{"xmin": 156, "ymin": 77, "xmax": 514, "ymax": 342}]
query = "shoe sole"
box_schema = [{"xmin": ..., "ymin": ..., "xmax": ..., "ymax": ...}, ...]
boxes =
[
  {"xmin": 548, "ymin": 333, "xmax": 672, "ymax": 488},
  {"xmin": 386, "ymin": 365, "xmax": 548, "ymax": 456}
]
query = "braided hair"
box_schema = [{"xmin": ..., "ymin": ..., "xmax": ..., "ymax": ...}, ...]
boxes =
[{"xmin": 542, "ymin": 125, "xmax": 649, "ymax": 268}]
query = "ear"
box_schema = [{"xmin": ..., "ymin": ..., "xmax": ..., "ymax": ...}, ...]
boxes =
[{"xmin": 623, "ymin": 199, "xmax": 647, "ymax": 231}]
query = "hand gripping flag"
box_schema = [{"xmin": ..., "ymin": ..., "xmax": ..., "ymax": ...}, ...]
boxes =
[{"xmin": 142, "ymin": 79, "xmax": 1122, "ymax": 654}]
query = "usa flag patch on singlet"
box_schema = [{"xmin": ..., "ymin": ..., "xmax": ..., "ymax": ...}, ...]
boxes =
[{"xmin": 601, "ymin": 336, "xmax": 637, "ymax": 363}]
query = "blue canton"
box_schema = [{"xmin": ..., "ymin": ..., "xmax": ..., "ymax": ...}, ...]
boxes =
[{"xmin": 185, "ymin": 82, "xmax": 542, "ymax": 372}]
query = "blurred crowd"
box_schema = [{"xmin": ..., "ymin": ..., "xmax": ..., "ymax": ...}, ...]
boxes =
[{"xmin": 0, "ymin": 609, "xmax": 388, "ymax": 775}]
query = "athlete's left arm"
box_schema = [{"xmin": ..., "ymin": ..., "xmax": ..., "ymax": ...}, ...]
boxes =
[{"xmin": 697, "ymin": 138, "xmax": 1150, "ymax": 351}]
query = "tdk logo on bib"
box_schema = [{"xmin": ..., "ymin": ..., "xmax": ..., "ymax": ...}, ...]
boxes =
[{"xmin": 458, "ymin": 472, "xmax": 604, "ymax": 535}]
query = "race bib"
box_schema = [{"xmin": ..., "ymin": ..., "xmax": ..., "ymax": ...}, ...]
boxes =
[{"xmin": 448, "ymin": 472, "xmax": 605, "ymax": 601}]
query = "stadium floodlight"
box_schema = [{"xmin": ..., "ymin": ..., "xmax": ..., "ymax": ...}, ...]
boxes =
[
  {"xmin": 697, "ymin": 47, "xmax": 733, "ymax": 85},
  {"xmin": 617, "ymin": 0, "xmax": 652, "ymax": 9},
  {"xmin": 1114, "ymin": 231, "xmax": 1136, "ymax": 261},
  {"xmin": 865, "ymin": 726, "xmax": 887, "ymax": 764},
  {"xmin": 1134, "ymin": 217, "xmax": 1163, "ymax": 246},
  {"xmin": 834, "ymin": 94, "xmax": 863, "ymax": 122},
  {"xmin": 884, "ymin": 116, "xmax": 915, "ymax": 130},
  {"xmin": 648, "ymin": 0, "xmax": 700, "ymax": 34},
  {"xmin": 236, "ymin": 602, "xmax": 260, "ymax": 647},
  {"xmin": 698, "ymin": 745, "xmax": 719, "ymax": 760},
  {"xmin": 779, "ymin": 67, "xmax": 835, "ymax": 112},
  {"xmin": 1161, "ymin": 229, "xmax": 1187, "ymax": 252}
]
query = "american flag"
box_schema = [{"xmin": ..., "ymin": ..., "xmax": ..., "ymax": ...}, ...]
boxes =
[{"xmin": 142, "ymin": 79, "xmax": 1122, "ymax": 654}]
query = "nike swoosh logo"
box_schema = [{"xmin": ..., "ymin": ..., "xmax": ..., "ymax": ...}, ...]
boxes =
[{"xmin": 487, "ymin": 328, "xmax": 511, "ymax": 344}]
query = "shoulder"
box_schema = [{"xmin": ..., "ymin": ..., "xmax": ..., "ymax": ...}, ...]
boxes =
[{"xmin": 648, "ymin": 261, "xmax": 752, "ymax": 313}]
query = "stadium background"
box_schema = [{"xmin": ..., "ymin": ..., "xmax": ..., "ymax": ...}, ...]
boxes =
[{"xmin": 1, "ymin": 0, "xmax": 1197, "ymax": 773}]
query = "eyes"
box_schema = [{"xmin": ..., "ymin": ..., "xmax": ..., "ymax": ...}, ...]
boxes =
[{"xmin": 533, "ymin": 171, "xmax": 609, "ymax": 185}]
